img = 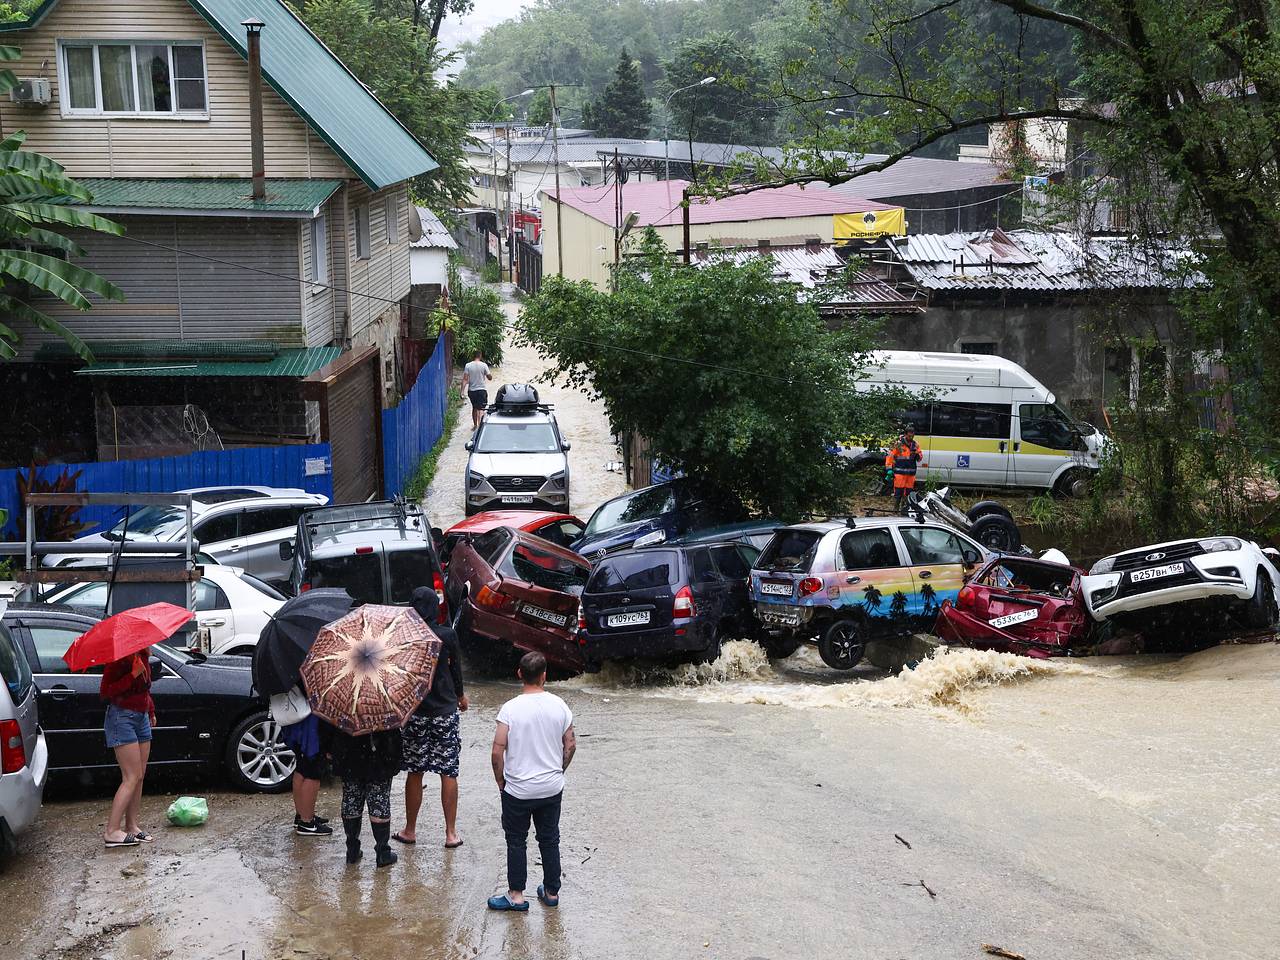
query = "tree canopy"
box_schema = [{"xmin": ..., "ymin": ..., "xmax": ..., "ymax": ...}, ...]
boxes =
[
  {"xmin": 584, "ymin": 49, "xmax": 652, "ymax": 138},
  {"xmin": 662, "ymin": 33, "xmax": 771, "ymax": 145},
  {"xmin": 518, "ymin": 233, "xmax": 900, "ymax": 518}
]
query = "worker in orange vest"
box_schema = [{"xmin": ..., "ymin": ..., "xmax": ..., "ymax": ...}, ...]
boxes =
[{"xmin": 884, "ymin": 426, "xmax": 925, "ymax": 514}]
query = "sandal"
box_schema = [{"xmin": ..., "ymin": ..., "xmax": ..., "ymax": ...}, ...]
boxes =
[
  {"xmin": 486, "ymin": 894, "xmax": 529, "ymax": 912},
  {"xmin": 104, "ymin": 835, "xmax": 139, "ymax": 848},
  {"xmin": 537, "ymin": 884, "xmax": 559, "ymax": 907},
  {"xmin": 392, "ymin": 832, "xmax": 416, "ymax": 845},
  {"xmin": 133, "ymin": 831, "xmax": 155, "ymax": 843},
  {"xmin": 444, "ymin": 839, "xmax": 463, "ymax": 849}
]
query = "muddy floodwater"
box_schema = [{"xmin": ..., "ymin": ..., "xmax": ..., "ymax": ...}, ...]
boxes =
[{"xmin": 3, "ymin": 639, "xmax": 1277, "ymax": 960}]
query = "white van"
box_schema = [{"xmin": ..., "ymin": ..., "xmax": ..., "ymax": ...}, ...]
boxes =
[{"xmin": 844, "ymin": 351, "xmax": 1107, "ymax": 496}]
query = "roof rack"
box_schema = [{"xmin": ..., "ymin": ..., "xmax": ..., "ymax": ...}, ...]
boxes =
[{"xmin": 303, "ymin": 497, "xmax": 423, "ymax": 530}]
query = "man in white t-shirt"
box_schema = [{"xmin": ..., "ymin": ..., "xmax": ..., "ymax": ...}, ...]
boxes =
[
  {"xmin": 487, "ymin": 651, "xmax": 576, "ymax": 912},
  {"xmin": 460, "ymin": 350, "xmax": 493, "ymax": 430}
]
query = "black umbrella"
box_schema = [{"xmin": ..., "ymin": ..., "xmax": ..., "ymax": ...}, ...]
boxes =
[{"xmin": 253, "ymin": 588, "xmax": 354, "ymax": 697}]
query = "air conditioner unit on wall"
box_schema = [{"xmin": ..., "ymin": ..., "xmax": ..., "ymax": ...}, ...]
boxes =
[{"xmin": 9, "ymin": 78, "xmax": 51, "ymax": 106}]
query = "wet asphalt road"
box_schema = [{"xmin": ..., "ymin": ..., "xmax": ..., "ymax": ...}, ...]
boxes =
[{"xmin": 3, "ymin": 641, "xmax": 1278, "ymax": 960}]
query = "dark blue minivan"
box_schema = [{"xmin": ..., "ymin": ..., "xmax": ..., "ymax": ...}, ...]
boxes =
[{"xmin": 570, "ymin": 480, "xmax": 745, "ymax": 563}]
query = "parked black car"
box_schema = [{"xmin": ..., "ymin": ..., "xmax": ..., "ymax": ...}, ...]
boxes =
[
  {"xmin": 1, "ymin": 604, "xmax": 293, "ymax": 793},
  {"xmin": 571, "ymin": 479, "xmax": 747, "ymax": 562},
  {"xmin": 579, "ymin": 541, "xmax": 761, "ymax": 669}
]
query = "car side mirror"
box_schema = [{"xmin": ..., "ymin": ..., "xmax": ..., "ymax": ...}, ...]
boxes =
[
  {"xmin": 561, "ymin": 442, "xmax": 571, "ymax": 452},
  {"xmin": 149, "ymin": 656, "xmax": 165, "ymax": 680},
  {"xmin": 279, "ymin": 541, "xmax": 294, "ymax": 562},
  {"xmin": 464, "ymin": 440, "xmax": 474, "ymax": 451}
]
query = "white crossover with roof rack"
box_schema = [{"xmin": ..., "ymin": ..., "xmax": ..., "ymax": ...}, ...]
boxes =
[
  {"xmin": 842, "ymin": 350, "xmax": 1108, "ymax": 496},
  {"xmin": 463, "ymin": 384, "xmax": 571, "ymax": 516}
]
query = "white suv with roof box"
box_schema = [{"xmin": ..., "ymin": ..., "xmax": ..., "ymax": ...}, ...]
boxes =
[{"xmin": 464, "ymin": 384, "xmax": 571, "ymax": 516}]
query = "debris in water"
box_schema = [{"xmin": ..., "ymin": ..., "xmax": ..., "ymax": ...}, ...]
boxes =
[
  {"xmin": 894, "ymin": 834, "xmax": 912, "ymax": 849},
  {"xmin": 982, "ymin": 946, "xmax": 1026, "ymax": 959},
  {"xmin": 903, "ymin": 879, "xmax": 936, "ymax": 898}
]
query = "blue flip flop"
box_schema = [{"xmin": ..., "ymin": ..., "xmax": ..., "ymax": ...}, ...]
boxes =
[
  {"xmin": 487, "ymin": 895, "xmax": 529, "ymax": 912},
  {"xmin": 537, "ymin": 884, "xmax": 559, "ymax": 907}
]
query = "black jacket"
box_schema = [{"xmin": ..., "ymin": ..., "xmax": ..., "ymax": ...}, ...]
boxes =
[
  {"xmin": 415, "ymin": 621, "xmax": 465, "ymax": 718},
  {"xmin": 328, "ymin": 728, "xmax": 403, "ymax": 781}
]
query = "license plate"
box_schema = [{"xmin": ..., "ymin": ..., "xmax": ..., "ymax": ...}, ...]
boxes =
[
  {"xmin": 1131, "ymin": 562, "xmax": 1185, "ymax": 583},
  {"xmin": 760, "ymin": 608, "xmax": 801, "ymax": 626},
  {"xmin": 761, "ymin": 581, "xmax": 793, "ymax": 596},
  {"xmin": 607, "ymin": 611, "xmax": 650, "ymax": 627},
  {"xmin": 989, "ymin": 607, "xmax": 1040, "ymax": 629},
  {"xmin": 501, "ymin": 495, "xmax": 534, "ymax": 504},
  {"xmin": 521, "ymin": 603, "xmax": 568, "ymax": 627}
]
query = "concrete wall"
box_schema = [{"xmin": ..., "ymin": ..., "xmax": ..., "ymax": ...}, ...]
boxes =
[{"xmin": 878, "ymin": 293, "xmax": 1180, "ymax": 419}]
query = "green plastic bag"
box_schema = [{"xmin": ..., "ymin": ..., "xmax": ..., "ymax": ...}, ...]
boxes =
[{"xmin": 166, "ymin": 796, "xmax": 209, "ymax": 827}]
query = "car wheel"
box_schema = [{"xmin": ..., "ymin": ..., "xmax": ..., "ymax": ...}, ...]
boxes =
[
  {"xmin": 970, "ymin": 513, "xmax": 1022, "ymax": 553},
  {"xmin": 817, "ymin": 619, "xmax": 865, "ymax": 670},
  {"xmin": 1244, "ymin": 570, "xmax": 1279, "ymax": 630},
  {"xmin": 758, "ymin": 630, "xmax": 803, "ymax": 659},
  {"xmin": 225, "ymin": 711, "xmax": 295, "ymax": 794},
  {"xmin": 965, "ymin": 500, "xmax": 1014, "ymax": 524},
  {"xmin": 850, "ymin": 460, "xmax": 888, "ymax": 497},
  {"xmin": 1053, "ymin": 468, "xmax": 1092, "ymax": 498}
]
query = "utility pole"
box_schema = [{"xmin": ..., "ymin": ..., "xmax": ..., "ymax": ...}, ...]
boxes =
[
  {"xmin": 504, "ymin": 136, "xmax": 513, "ymax": 280},
  {"xmin": 682, "ymin": 184, "xmax": 691, "ymax": 265},
  {"xmin": 550, "ymin": 83, "xmax": 564, "ymax": 277}
]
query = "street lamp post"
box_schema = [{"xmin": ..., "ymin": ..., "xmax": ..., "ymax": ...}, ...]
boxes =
[
  {"xmin": 663, "ymin": 76, "xmax": 716, "ymax": 184},
  {"xmin": 489, "ymin": 89, "xmax": 534, "ymax": 277}
]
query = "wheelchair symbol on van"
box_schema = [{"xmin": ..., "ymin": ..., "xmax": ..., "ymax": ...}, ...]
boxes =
[{"xmin": 956, "ymin": 455, "xmax": 971, "ymax": 468}]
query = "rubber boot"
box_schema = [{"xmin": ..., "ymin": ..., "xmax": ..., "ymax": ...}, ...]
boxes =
[
  {"xmin": 371, "ymin": 821, "xmax": 397, "ymax": 868},
  {"xmin": 343, "ymin": 818, "xmax": 363, "ymax": 864}
]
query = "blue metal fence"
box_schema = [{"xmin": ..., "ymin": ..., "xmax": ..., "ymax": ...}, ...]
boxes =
[
  {"xmin": 0, "ymin": 443, "xmax": 333, "ymax": 538},
  {"xmin": 382, "ymin": 339, "xmax": 451, "ymax": 499}
]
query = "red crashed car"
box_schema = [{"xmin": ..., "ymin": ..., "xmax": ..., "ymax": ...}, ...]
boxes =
[
  {"xmin": 441, "ymin": 510, "xmax": 585, "ymax": 569},
  {"xmin": 445, "ymin": 526, "xmax": 591, "ymax": 675},
  {"xmin": 934, "ymin": 555, "xmax": 1091, "ymax": 657}
]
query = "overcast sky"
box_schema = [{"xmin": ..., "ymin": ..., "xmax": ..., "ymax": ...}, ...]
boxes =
[{"xmin": 437, "ymin": 1, "xmax": 533, "ymax": 58}]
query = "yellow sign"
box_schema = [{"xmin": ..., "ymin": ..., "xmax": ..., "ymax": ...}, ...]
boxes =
[{"xmin": 834, "ymin": 208, "xmax": 907, "ymax": 240}]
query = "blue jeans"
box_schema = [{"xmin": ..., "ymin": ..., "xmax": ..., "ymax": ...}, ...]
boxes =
[
  {"xmin": 501, "ymin": 790, "xmax": 562, "ymax": 894},
  {"xmin": 104, "ymin": 704, "xmax": 152, "ymax": 748}
]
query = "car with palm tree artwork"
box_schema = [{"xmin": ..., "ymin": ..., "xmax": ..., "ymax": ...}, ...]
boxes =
[{"xmin": 750, "ymin": 518, "xmax": 989, "ymax": 669}]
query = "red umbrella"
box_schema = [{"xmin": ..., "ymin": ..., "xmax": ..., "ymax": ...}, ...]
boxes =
[{"xmin": 63, "ymin": 602, "xmax": 194, "ymax": 672}]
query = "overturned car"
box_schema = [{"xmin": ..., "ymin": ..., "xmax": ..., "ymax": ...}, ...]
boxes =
[{"xmin": 935, "ymin": 554, "xmax": 1090, "ymax": 657}]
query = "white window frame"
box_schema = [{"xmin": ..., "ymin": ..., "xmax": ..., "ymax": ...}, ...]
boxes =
[
  {"xmin": 56, "ymin": 39, "xmax": 210, "ymax": 120},
  {"xmin": 355, "ymin": 203, "xmax": 371, "ymax": 260},
  {"xmin": 385, "ymin": 195, "xmax": 399, "ymax": 244},
  {"xmin": 308, "ymin": 213, "xmax": 328, "ymax": 289}
]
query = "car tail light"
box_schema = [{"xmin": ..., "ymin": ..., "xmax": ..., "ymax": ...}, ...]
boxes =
[
  {"xmin": 1, "ymin": 719, "xmax": 26, "ymax": 774},
  {"xmin": 798, "ymin": 577, "xmax": 823, "ymax": 597},
  {"xmin": 673, "ymin": 585, "xmax": 696, "ymax": 617},
  {"xmin": 299, "ymin": 582, "xmax": 312, "ymax": 593},
  {"xmin": 475, "ymin": 584, "xmax": 515, "ymax": 612},
  {"xmin": 433, "ymin": 570, "xmax": 448, "ymax": 624},
  {"xmin": 577, "ymin": 600, "xmax": 586, "ymax": 632},
  {"xmin": 355, "ymin": 546, "xmax": 374, "ymax": 555},
  {"xmin": 957, "ymin": 586, "xmax": 976, "ymax": 608}
]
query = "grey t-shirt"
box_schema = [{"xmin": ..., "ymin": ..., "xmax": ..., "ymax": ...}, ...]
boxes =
[{"xmin": 463, "ymin": 360, "xmax": 490, "ymax": 392}]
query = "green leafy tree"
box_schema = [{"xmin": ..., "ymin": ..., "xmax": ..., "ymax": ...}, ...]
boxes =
[
  {"xmin": 519, "ymin": 232, "xmax": 901, "ymax": 518},
  {"xmin": 587, "ymin": 48, "xmax": 652, "ymax": 138},
  {"xmin": 662, "ymin": 33, "xmax": 771, "ymax": 147},
  {"xmin": 0, "ymin": 48, "xmax": 125, "ymax": 360},
  {"xmin": 298, "ymin": 0, "xmax": 478, "ymax": 212},
  {"xmin": 526, "ymin": 88, "xmax": 553, "ymax": 126}
]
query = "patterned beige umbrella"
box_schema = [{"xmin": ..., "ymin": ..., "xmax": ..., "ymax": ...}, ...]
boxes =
[{"xmin": 300, "ymin": 604, "xmax": 441, "ymax": 735}]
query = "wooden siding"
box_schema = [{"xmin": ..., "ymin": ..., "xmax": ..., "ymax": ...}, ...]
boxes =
[
  {"xmin": 301, "ymin": 200, "xmax": 338, "ymax": 348},
  {"xmin": 11, "ymin": 214, "xmax": 305, "ymax": 358},
  {"xmin": 0, "ymin": 0, "xmax": 352, "ymax": 179},
  {"xmin": 344, "ymin": 182, "xmax": 410, "ymax": 338}
]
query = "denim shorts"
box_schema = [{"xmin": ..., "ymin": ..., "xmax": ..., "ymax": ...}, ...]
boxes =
[{"xmin": 104, "ymin": 704, "xmax": 152, "ymax": 748}]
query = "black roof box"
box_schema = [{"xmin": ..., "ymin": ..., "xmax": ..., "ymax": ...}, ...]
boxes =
[{"xmin": 494, "ymin": 383, "xmax": 540, "ymax": 412}]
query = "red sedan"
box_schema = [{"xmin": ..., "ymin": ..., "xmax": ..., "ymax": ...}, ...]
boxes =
[
  {"xmin": 445, "ymin": 527, "xmax": 591, "ymax": 675},
  {"xmin": 441, "ymin": 510, "xmax": 585, "ymax": 568},
  {"xmin": 935, "ymin": 555, "xmax": 1091, "ymax": 658}
]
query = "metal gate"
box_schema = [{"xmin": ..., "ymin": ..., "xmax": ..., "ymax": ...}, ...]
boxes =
[
  {"xmin": 515, "ymin": 236, "xmax": 542, "ymax": 295},
  {"xmin": 303, "ymin": 346, "xmax": 382, "ymax": 503}
]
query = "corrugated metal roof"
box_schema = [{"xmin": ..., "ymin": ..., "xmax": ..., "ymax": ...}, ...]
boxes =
[
  {"xmin": 693, "ymin": 244, "xmax": 923, "ymax": 312},
  {"xmin": 71, "ymin": 178, "xmax": 341, "ymax": 214},
  {"xmin": 466, "ymin": 138, "xmax": 648, "ymax": 165},
  {"xmin": 822, "ymin": 158, "xmax": 1013, "ymax": 200},
  {"xmin": 549, "ymin": 180, "xmax": 896, "ymax": 227},
  {"xmin": 4, "ymin": 1, "xmax": 438, "ymax": 189},
  {"xmin": 886, "ymin": 228, "xmax": 1198, "ymax": 291},
  {"xmin": 411, "ymin": 207, "xmax": 458, "ymax": 249},
  {"xmin": 75, "ymin": 346, "xmax": 341, "ymax": 377}
]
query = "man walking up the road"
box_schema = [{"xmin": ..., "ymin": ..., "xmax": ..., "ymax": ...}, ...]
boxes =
[
  {"xmin": 487, "ymin": 652, "xmax": 576, "ymax": 912},
  {"xmin": 461, "ymin": 350, "xmax": 493, "ymax": 431}
]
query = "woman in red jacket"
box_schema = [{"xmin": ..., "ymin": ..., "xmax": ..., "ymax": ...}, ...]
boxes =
[{"xmin": 100, "ymin": 649, "xmax": 156, "ymax": 848}]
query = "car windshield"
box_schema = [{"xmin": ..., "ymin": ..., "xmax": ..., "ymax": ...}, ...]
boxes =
[
  {"xmin": 501, "ymin": 541, "xmax": 589, "ymax": 593},
  {"xmin": 105, "ymin": 505, "xmax": 188, "ymax": 541},
  {"xmin": 584, "ymin": 486, "xmax": 677, "ymax": 537},
  {"xmin": 474, "ymin": 421, "xmax": 559, "ymax": 453},
  {"xmin": 757, "ymin": 530, "xmax": 822, "ymax": 573}
]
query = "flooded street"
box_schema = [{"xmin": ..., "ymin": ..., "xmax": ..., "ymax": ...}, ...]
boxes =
[
  {"xmin": 5, "ymin": 640, "xmax": 1277, "ymax": 960},
  {"xmin": 421, "ymin": 283, "xmax": 628, "ymax": 531}
]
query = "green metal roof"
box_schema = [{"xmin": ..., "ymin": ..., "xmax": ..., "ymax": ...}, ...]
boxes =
[
  {"xmin": 67, "ymin": 343, "xmax": 342, "ymax": 377},
  {"xmin": 2, "ymin": 1, "xmax": 438, "ymax": 191},
  {"xmin": 72, "ymin": 178, "xmax": 342, "ymax": 215}
]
